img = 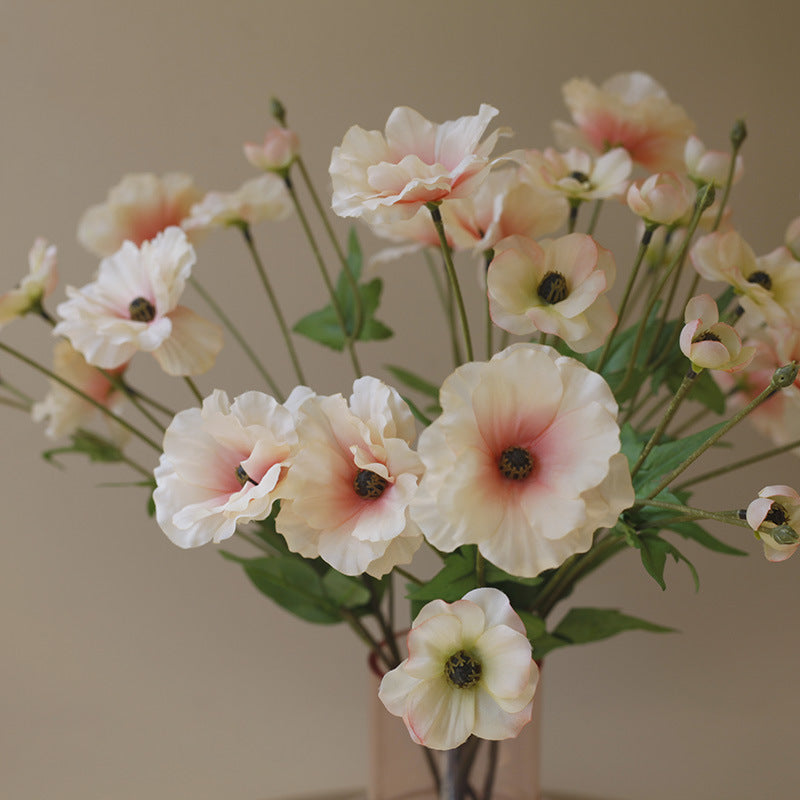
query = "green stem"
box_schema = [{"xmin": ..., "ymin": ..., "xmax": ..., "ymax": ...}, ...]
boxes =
[
  {"xmin": 671, "ymin": 403, "xmax": 714, "ymax": 437},
  {"xmin": 239, "ymin": 223, "xmax": 307, "ymax": 385},
  {"xmin": 183, "ymin": 376, "xmax": 204, "ymax": 404},
  {"xmin": 284, "ymin": 177, "xmax": 362, "ymax": 379},
  {"xmin": 631, "ymin": 369, "xmax": 699, "ymax": 477},
  {"xmin": 632, "ymin": 499, "xmax": 750, "ymax": 529},
  {"xmin": 567, "ymin": 201, "xmax": 580, "ymax": 233},
  {"xmin": 189, "ymin": 276, "xmax": 284, "ymax": 400},
  {"xmin": 393, "ymin": 565, "xmax": 423, "ymax": 585},
  {"xmin": 424, "ymin": 248, "xmax": 462, "ymax": 366},
  {"xmin": 99, "ymin": 371, "xmax": 166, "ymax": 434},
  {"xmin": 586, "ymin": 199, "xmax": 604, "ymax": 236},
  {"xmin": 0, "ymin": 340, "xmax": 160, "ymax": 452},
  {"xmin": 629, "ymin": 391, "xmax": 670, "ymax": 428},
  {"xmin": 123, "ymin": 385, "xmax": 176, "ymax": 419},
  {"xmin": 428, "ymin": 203, "xmax": 473, "ymax": 363},
  {"xmin": 645, "ymin": 364, "xmax": 797, "ymax": 499},
  {"xmin": 362, "ymin": 577, "xmax": 401, "ymax": 667}
]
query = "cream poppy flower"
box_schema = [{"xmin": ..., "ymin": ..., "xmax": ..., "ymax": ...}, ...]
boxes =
[
  {"xmin": 244, "ymin": 127, "xmax": 300, "ymax": 172},
  {"xmin": 487, "ymin": 234, "xmax": 617, "ymax": 353},
  {"xmin": 31, "ymin": 339, "xmax": 127, "ymax": 440},
  {"xmin": 329, "ymin": 104, "xmax": 510, "ymax": 225},
  {"xmin": 276, "ymin": 377, "xmax": 424, "ymax": 578},
  {"xmin": 684, "ymin": 135, "xmax": 744, "ymax": 188},
  {"xmin": 745, "ymin": 486, "xmax": 800, "ymax": 562},
  {"xmin": 379, "ymin": 587, "xmax": 538, "ymax": 751},
  {"xmin": 78, "ymin": 173, "xmax": 202, "ymax": 257},
  {"xmin": 679, "ymin": 294, "xmax": 754, "ymax": 372},
  {"xmin": 554, "ymin": 72, "xmax": 694, "ymax": 172},
  {"xmin": 0, "ymin": 238, "xmax": 58, "ymax": 327},
  {"xmin": 411, "ymin": 344, "xmax": 634, "ymax": 578},
  {"xmin": 182, "ymin": 174, "xmax": 292, "ymax": 231},
  {"xmin": 54, "ymin": 227, "xmax": 223, "ymax": 376},
  {"xmin": 626, "ymin": 172, "xmax": 694, "ymax": 226},
  {"xmin": 153, "ymin": 389, "xmax": 300, "ymax": 549}
]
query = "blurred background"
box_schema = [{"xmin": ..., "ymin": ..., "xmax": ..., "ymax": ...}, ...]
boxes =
[{"xmin": 1, "ymin": 1, "xmax": 798, "ymax": 798}]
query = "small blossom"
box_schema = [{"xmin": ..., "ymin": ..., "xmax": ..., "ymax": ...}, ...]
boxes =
[
  {"xmin": 684, "ymin": 135, "xmax": 743, "ymax": 188},
  {"xmin": 153, "ymin": 389, "xmax": 300, "ymax": 548},
  {"xmin": 745, "ymin": 485, "xmax": 800, "ymax": 562},
  {"xmin": 679, "ymin": 294, "xmax": 754, "ymax": 372},
  {"xmin": 31, "ymin": 339, "xmax": 127, "ymax": 440},
  {"xmin": 627, "ymin": 173, "xmax": 694, "ymax": 226},
  {"xmin": 411, "ymin": 343, "xmax": 634, "ymax": 578},
  {"xmin": 0, "ymin": 238, "xmax": 58, "ymax": 327},
  {"xmin": 487, "ymin": 234, "xmax": 617, "ymax": 353},
  {"xmin": 276, "ymin": 377, "xmax": 424, "ymax": 578},
  {"xmin": 54, "ymin": 227, "xmax": 223, "ymax": 376},
  {"xmin": 330, "ymin": 104, "xmax": 510, "ymax": 226},
  {"xmin": 182, "ymin": 174, "xmax": 292, "ymax": 231},
  {"xmin": 378, "ymin": 587, "xmax": 538, "ymax": 750},
  {"xmin": 244, "ymin": 127, "xmax": 300, "ymax": 172},
  {"xmin": 78, "ymin": 173, "xmax": 202, "ymax": 257},
  {"xmin": 554, "ymin": 72, "xmax": 694, "ymax": 172}
]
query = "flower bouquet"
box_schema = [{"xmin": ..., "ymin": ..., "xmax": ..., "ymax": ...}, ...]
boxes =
[{"xmin": 4, "ymin": 71, "xmax": 799, "ymax": 800}]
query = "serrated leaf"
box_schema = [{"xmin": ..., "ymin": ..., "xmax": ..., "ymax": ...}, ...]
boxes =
[{"xmin": 385, "ymin": 365, "xmax": 440, "ymax": 399}]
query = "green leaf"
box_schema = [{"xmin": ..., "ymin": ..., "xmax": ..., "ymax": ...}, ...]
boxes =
[
  {"xmin": 401, "ymin": 395, "xmax": 433, "ymax": 427},
  {"xmin": 220, "ymin": 551, "xmax": 342, "ymax": 624},
  {"xmin": 346, "ymin": 227, "xmax": 363, "ymax": 281},
  {"xmin": 662, "ymin": 519, "xmax": 747, "ymax": 557},
  {"xmin": 667, "ymin": 368, "xmax": 725, "ymax": 415},
  {"xmin": 385, "ymin": 364, "xmax": 440, "ymax": 399},
  {"xmin": 406, "ymin": 549, "xmax": 478, "ymax": 619},
  {"xmin": 42, "ymin": 429, "xmax": 126, "ymax": 468},
  {"xmin": 552, "ymin": 607, "xmax": 674, "ymax": 647},
  {"xmin": 634, "ymin": 533, "xmax": 700, "ymax": 591},
  {"xmin": 620, "ymin": 423, "xmax": 644, "ymax": 471},
  {"xmin": 321, "ymin": 570, "xmax": 371, "ymax": 609}
]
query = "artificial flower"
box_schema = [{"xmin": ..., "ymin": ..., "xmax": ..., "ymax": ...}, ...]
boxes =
[
  {"xmin": 554, "ymin": 72, "xmax": 694, "ymax": 172},
  {"xmin": 78, "ymin": 173, "xmax": 202, "ymax": 257},
  {"xmin": 679, "ymin": 294, "xmax": 754, "ymax": 372},
  {"xmin": 487, "ymin": 234, "xmax": 617, "ymax": 353},
  {"xmin": 153, "ymin": 389, "xmax": 300, "ymax": 548},
  {"xmin": 745, "ymin": 485, "xmax": 800, "ymax": 562},
  {"xmin": 182, "ymin": 174, "xmax": 292, "ymax": 231},
  {"xmin": 31, "ymin": 339, "xmax": 127, "ymax": 440},
  {"xmin": 244, "ymin": 127, "xmax": 300, "ymax": 172},
  {"xmin": 329, "ymin": 104, "xmax": 509, "ymax": 225},
  {"xmin": 276, "ymin": 377, "xmax": 424, "ymax": 578},
  {"xmin": 411, "ymin": 343, "xmax": 634, "ymax": 578},
  {"xmin": 785, "ymin": 215, "xmax": 800, "ymax": 261},
  {"xmin": 378, "ymin": 587, "xmax": 538, "ymax": 750},
  {"xmin": 626, "ymin": 172, "xmax": 694, "ymax": 226},
  {"xmin": 684, "ymin": 135, "xmax": 743, "ymax": 188},
  {"xmin": 0, "ymin": 238, "xmax": 58, "ymax": 327},
  {"xmin": 54, "ymin": 227, "xmax": 223, "ymax": 376}
]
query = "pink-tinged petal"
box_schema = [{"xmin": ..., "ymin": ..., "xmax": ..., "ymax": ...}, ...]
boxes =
[
  {"xmin": 385, "ymin": 107, "xmax": 437, "ymax": 163},
  {"xmin": 405, "ymin": 614, "xmax": 466, "ymax": 678},
  {"xmin": 684, "ymin": 294, "xmax": 719, "ymax": 325},
  {"xmin": 378, "ymin": 663, "xmax": 421, "ymax": 719},
  {"xmin": 463, "ymin": 587, "xmax": 526, "ymax": 634},
  {"xmin": 746, "ymin": 497, "xmax": 773, "ymax": 530},
  {"xmin": 690, "ymin": 339, "xmax": 732, "ymax": 369},
  {"xmin": 153, "ymin": 306, "xmax": 223, "ymax": 376},
  {"xmin": 472, "ymin": 687, "xmax": 534, "ymax": 741},
  {"xmin": 478, "ymin": 626, "xmax": 536, "ymax": 702},
  {"xmin": 404, "ymin": 679, "xmax": 475, "ymax": 751}
]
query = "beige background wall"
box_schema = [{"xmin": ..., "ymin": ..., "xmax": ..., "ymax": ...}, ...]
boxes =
[{"xmin": 1, "ymin": 2, "xmax": 798, "ymax": 798}]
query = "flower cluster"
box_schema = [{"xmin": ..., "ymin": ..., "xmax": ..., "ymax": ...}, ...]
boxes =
[{"xmin": 4, "ymin": 71, "xmax": 799, "ymax": 783}]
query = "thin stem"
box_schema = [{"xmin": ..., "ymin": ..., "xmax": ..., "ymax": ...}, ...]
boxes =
[
  {"xmin": 671, "ymin": 403, "xmax": 714, "ymax": 437},
  {"xmin": 675, "ymin": 435, "xmax": 800, "ymax": 492},
  {"xmin": 239, "ymin": 223, "xmax": 307, "ymax": 385},
  {"xmin": 183, "ymin": 376, "xmax": 204, "ymax": 404},
  {"xmin": 428, "ymin": 203, "xmax": 473, "ymax": 363},
  {"xmin": 631, "ymin": 369, "xmax": 698, "ymax": 477},
  {"xmin": 189, "ymin": 276, "xmax": 284, "ymax": 400},
  {"xmin": 481, "ymin": 741, "xmax": 500, "ymax": 800},
  {"xmin": 97, "ymin": 371, "xmax": 166, "ymax": 434},
  {"xmin": 124, "ymin": 384, "xmax": 176, "ymax": 419},
  {"xmin": 283, "ymin": 177, "xmax": 362, "ymax": 378},
  {"xmin": 339, "ymin": 606, "xmax": 390, "ymax": 666},
  {"xmin": 476, "ymin": 550, "xmax": 485, "ymax": 587},
  {"xmin": 393, "ymin": 565, "xmax": 424, "ymax": 585},
  {"xmin": 235, "ymin": 529, "xmax": 274, "ymax": 554},
  {"xmin": 629, "ymin": 391, "xmax": 670, "ymax": 428},
  {"xmin": 362, "ymin": 577, "xmax": 401, "ymax": 667},
  {"xmin": 586, "ymin": 199, "xmax": 604, "ymax": 236},
  {"xmin": 0, "ymin": 396, "xmax": 30, "ymax": 411},
  {"xmin": 0, "ymin": 340, "xmax": 160, "ymax": 452},
  {"xmin": 712, "ymin": 125, "xmax": 746, "ymax": 231},
  {"xmin": 567, "ymin": 201, "xmax": 579, "ymax": 233},
  {"xmin": 632, "ymin": 499, "xmax": 751, "ymax": 529}
]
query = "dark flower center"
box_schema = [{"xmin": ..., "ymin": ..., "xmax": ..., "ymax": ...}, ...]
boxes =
[
  {"xmin": 129, "ymin": 296, "xmax": 156, "ymax": 322},
  {"xmin": 444, "ymin": 650, "xmax": 482, "ymax": 689},
  {"xmin": 537, "ymin": 271, "xmax": 569, "ymax": 305},
  {"xmin": 235, "ymin": 463, "xmax": 257, "ymax": 487},
  {"xmin": 498, "ymin": 446, "xmax": 534, "ymax": 481},
  {"xmin": 569, "ymin": 170, "xmax": 590, "ymax": 184},
  {"xmin": 746, "ymin": 270, "xmax": 772, "ymax": 291},
  {"xmin": 353, "ymin": 468, "xmax": 388, "ymax": 499},
  {"xmin": 766, "ymin": 503, "xmax": 788, "ymax": 526},
  {"xmin": 693, "ymin": 331, "xmax": 722, "ymax": 343}
]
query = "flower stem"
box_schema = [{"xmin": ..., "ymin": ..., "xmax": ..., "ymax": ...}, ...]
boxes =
[
  {"xmin": 632, "ymin": 499, "xmax": 751, "ymax": 529},
  {"xmin": 0, "ymin": 340, "xmax": 161, "ymax": 452},
  {"xmin": 586, "ymin": 199, "xmax": 604, "ymax": 236},
  {"xmin": 189, "ymin": 276, "xmax": 284, "ymax": 400},
  {"xmin": 98, "ymin": 370, "xmax": 166, "ymax": 434},
  {"xmin": 425, "ymin": 248, "xmax": 462, "ymax": 367},
  {"xmin": 428, "ymin": 203, "xmax": 473, "ymax": 363},
  {"xmin": 183, "ymin": 376, "xmax": 204, "ymax": 404},
  {"xmin": 239, "ymin": 223, "xmax": 307, "ymax": 385},
  {"xmin": 283, "ymin": 176, "xmax": 362, "ymax": 378}
]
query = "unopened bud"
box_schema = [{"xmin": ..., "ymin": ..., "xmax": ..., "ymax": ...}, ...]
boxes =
[
  {"xmin": 771, "ymin": 362, "xmax": 799, "ymax": 390},
  {"xmin": 271, "ymin": 97, "xmax": 287, "ymax": 126},
  {"xmin": 770, "ymin": 525, "xmax": 799, "ymax": 545},
  {"xmin": 696, "ymin": 183, "xmax": 716, "ymax": 213},
  {"xmin": 730, "ymin": 119, "xmax": 747, "ymax": 150}
]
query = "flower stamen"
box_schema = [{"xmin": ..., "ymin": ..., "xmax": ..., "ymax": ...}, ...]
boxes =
[
  {"xmin": 746, "ymin": 270, "xmax": 773, "ymax": 291},
  {"xmin": 765, "ymin": 502, "xmax": 788, "ymax": 526},
  {"xmin": 129, "ymin": 296, "xmax": 156, "ymax": 322},
  {"xmin": 537, "ymin": 271, "xmax": 569, "ymax": 305},
  {"xmin": 498, "ymin": 446, "xmax": 534, "ymax": 481},
  {"xmin": 353, "ymin": 468, "xmax": 389, "ymax": 499},
  {"xmin": 235, "ymin": 463, "xmax": 258, "ymax": 487},
  {"xmin": 444, "ymin": 650, "xmax": 482, "ymax": 689},
  {"xmin": 692, "ymin": 331, "xmax": 722, "ymax": 343}
]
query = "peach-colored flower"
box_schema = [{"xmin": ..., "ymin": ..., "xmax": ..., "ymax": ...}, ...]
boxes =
[
  {"xmin": 554, "ymin": 72, "xmax": 694, "ymax": 172},
  {"xmin": 684, "ymin": 135, "xmax": 743, "ymax": 188},
  {"xmin": 54, "ymin": 227, "xmax": 223, "ymax": 376},
  {"xmin": 487, "ymin": 234, "xmax": 617, "ymax": 353},
  {"xmin": 0, "ymin": 238, "xmax": 58, "ymax": 327},
  {"xmin": 745, "ymin": 485, "xmax": 800, "ymax": 562},
  {"xmin": 78, "ymin": 173, "xmax": 202, "ymax": 257},
  {"xmin": 379, "ymin": 587, "xmax": 538, "ymax": 750},
  {"xmin": 411, "ymin": 344, "xmax": 634, "ymax": 578},
  {"xmin": 276, "ymin": 377, "xmax": 424, "ymax": 578},
  {"xmin": 627, "ymin": 172, "xmax": 694, "ymax": 226},
  {"xmin": 330, "ymin": 104, "xmax": 510, "ymax": 225},
  {"xmin": 679, "ymin": 294, "xmax": 754, "ymax": 372},
  {"xmin": 244, "ymin": 127, "xmax": 300, "ymax": 172},
  {"xmin": 31, "ymin": 339, "xmax": 127, "ymax": 440},
  {"xmin": 182, "ymin": 174, "xmax": 292, "ymax": 231},
  {"xmin": 153, "ymin": 389, "xmax": 300, "ymax": 548}
]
